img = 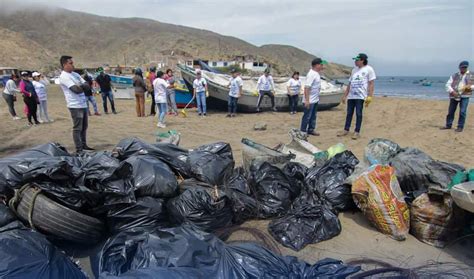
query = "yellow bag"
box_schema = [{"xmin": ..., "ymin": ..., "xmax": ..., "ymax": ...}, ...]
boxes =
[{"xmin": 352, "ymin": 165, "xmax": 410, "ymax": 240}]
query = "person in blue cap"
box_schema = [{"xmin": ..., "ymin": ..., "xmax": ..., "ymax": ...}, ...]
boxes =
[{"xmin": 441, "ymin": 61, "xmax": 473, "ymax": 132}]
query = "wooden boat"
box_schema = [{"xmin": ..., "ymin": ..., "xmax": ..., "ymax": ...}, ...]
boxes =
[{"xmin": 178, "ymin": 64, "xmax": 344, "ymax": 112}]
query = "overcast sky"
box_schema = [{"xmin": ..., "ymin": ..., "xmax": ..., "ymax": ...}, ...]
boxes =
[{"xmin": 7, "ymin": 0, "xmax": 474, "ymax": 76}]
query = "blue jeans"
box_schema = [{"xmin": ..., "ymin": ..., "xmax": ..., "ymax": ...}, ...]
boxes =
[
  {"xmin": 101, "ymin": 90, "xmax": 116, "ymax": 113},
  {"xmin": 344, "ymin": 99, "xmax": 365, "ymax": 133},
  {"xmin": 86, "ymin": 95, "xmax": 99, "ymax": 114},
  {"xmin": 196, "ymin": 91, "xmax": 206, "ymax": 114},
  {"xmin": 228, "ymin": 96, "xmax": 238, "ymax": 114},
  {"xmin": 446, "ymin": 98, "xmax": 470, "ymax": 129},
  {"xmin": 300, "ymin": 102, "xmax": 318, "ymax": 133},
  {"xmin": 288, "ymin": 94, "xmax": 298, "ymax": 113},
  {"xmin": 157, "ymin": 103, "xmax": 167, "ymax": 123}
]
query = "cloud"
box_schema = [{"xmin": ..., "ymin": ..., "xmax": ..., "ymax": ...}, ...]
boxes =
[{"xmin": 1, "ymin": 0, "xmax": 473, "ymax": 75}]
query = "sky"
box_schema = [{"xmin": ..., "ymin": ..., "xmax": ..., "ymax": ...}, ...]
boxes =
[{"xmin": 6, "ymin": 0, "xmax": 474, "ymax": 76}]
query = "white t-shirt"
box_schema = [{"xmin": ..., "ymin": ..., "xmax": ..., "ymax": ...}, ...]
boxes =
[
  {"xmin": 348, "ymin": 65, "xmax": 376, "ymax": 100},
  {"xmin": 193, "ymin": 78, "xmax": 207, "ymax": 93},
  {"xmin": 304, "ymin": 69, "xmax": 321, "ymax": 104},
  {"xmin": 32, "ymin": 80, "xmax": 47, "ymax": 101},
  {"xmin": 153, "ymin": 78, "xmax": 169, "ymax": 103},
  {"xmin": 287, "ymin": 78, "xmax": 301, "ymax": 96},
  {"xmin": 229, "ymin": 76, "xmax": 243, "ymax": 97},
  {"xmin": 59, "ymin": 71, "xmax": 87, "ymax": 108},
  {"xmin": 257, "ymin": 75, "xmax": 274, "ymax": 91}
]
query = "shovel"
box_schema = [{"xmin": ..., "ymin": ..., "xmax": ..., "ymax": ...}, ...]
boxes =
[{"xmin": 180, "ymin": 96, "xmax": 195, "ymax": 117}]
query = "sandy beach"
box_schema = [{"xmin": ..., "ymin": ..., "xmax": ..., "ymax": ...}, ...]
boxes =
[{"xmin": 0, "ymin": 85, "xmax": 473, "ymax": 273}]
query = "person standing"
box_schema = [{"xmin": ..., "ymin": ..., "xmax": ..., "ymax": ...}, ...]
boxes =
[
  {"xmin": 83, "ymin": 73, "xmax": 101, "ymax": 116},
  {"xmin": 337, "ymin": 53, "xmax": 376, "ymax": 140},
  {"xmin": 59, "ymin": 55, "xmax": 94, "ymax": 153},
  {"xmin": 164, "ymin": 69, "xmax": 178, "ymax": 115},
  {"xmin": 287, "ymin": 71, "xmax": 301, "ymax": 114},
  {"xmin": 32, "ymin": 72, "xmax": 52, "ymax": 123},
  {"xmin": 256, "ymin": 68, "xmax": 276, "ymax": 112},
  {"xmin": 193, "ymin": 70, "xmax": 208, "ymax": 116},
  {"xmin": 19, "ymin": 72, "xmax": 40, "ymax": 126},
  {"xmin": 300, "ymin": 58, "xmax": 327, "ymax": 136},
  {"xmin": 2, "ymin": 73, "xmax": 21, "ymax": 120},
  {"xmin": 227, "ymin": 69, "xmax": 243, "ymax": 117},
  {"xmin": 147, "ymin": 66, "xmax": 157, "ymax": 116},
  {"xmin": 441, "ymin": 61, "xmax": 473, "ymax": 132},
  {"xmin": 95, "ymin": 67, "xmax": 117, "ymax": 114},
  {"xmin": 153, "ymin": 71, "xmax": 174, "ymax": 127},
  {"xmin": 132, "ymin": 68, "xmax": 147, "ymax": 117}
]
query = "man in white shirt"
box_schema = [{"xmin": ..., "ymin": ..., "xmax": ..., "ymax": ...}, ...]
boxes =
[
  {"xmin": 256, "ymin": 68, "xmax": 276, "ymax": 112},
  {"xmin": 441, "ymin": 61, "xmax": 473, "ymax": 132},
  {"xmin": 58, "ymin": 55, "xmax": 94, "ymax": 153},
  {"xmin": 300, "ymin": 58, "xmax": 327, "ymax": 136},
  {"xmin": 227, "ymin": 68, "xmax": 243, "ymax": 117},
  {"xmin": 192, "ymin": 70, "xmax": 208, "ymax": 116},
  {"xmin": 337, "ymin": 53, "xmax": 376, "ymax": 140}
]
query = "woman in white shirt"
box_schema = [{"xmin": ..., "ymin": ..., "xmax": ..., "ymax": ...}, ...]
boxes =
[
  {"xmin": 153, "ymin": 71, "xmax": 174, "ymax": 128},
  {"xmin": 2, "ymin": 73, "xmax": 21, "ymax": 120},
  {"xmin": 32, "ymin": 72, "xmax": 52, "ymax": 122},
  {"xmin": 287, "ymin": 71, "xmax": 301, "ymax": 114}
]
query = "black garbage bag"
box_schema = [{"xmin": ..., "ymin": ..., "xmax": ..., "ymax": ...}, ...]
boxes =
[
  {"xmin": 306, "ymin": 150, "xmax": 359, "ymax": 212},
  {"xmin": 365, "ymin": 138, "xmax": 401, "ymax": 165},
  {"xmin": 99, "ymin": 225, "xmax": 360, "ymax": 278},
  {"xmin": 268, "ymin": 188, "xmax": 341, "ymax": 251},
  {"xmin": 101, "ymin": 267, "xmax": 206, "ymax": 279},
  {"xmin": 269, "ymin": 151, "xmax": 358, "ymax": 251},
  {"xmin": 112, "ymin": 137, "xmax": 191, "ymax": 177},
  {"xmin": 389, "ymin": 147, "xmax": 465, "ymax": 196},
  {"xmin": 125, "ymin": 155, "xmax": 178, "ymax": 198},
  {"xmin": 0, "ymin": 203, "xmax": 16, "ymax": 227},
  {"xmin": 248, "ymin": 161, "xmax": 298, "ymax": 219},
  {"xmin": 222, "ymin": 168, "xmax": 258, "ymax": 224},
  {"xmin": 167, "ymin": 186, "xmax": 234, "ymax": 232},
  {"xmin": 282, "ymin": 162, "xmax": 308, "ymax": 197},
  {"xmin": 0, "ymin": 221, "xmax": 87, "ymax": 279},
  {"xmin": 9, "ymin": 142, "xmax": 71, "ymax": 159},
  {"xmin": 224, "ymin": 167, "xmax": 250, "ymax": 194},
  {"xmin": 188, "ymin": 142, "xmax": 235, "ymax": 186},
  {"xmin": 107, "ymin": 197, "xmax": 169, "ymax": 234}
]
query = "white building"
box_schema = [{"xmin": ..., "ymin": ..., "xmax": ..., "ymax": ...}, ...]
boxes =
[{"xmin": 240, "ymin": 61, "xmax": 268, "ymax": 72}]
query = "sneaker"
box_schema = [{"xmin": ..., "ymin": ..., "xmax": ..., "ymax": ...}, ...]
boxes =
[
  {"xmin": 198, "ymin": 113, "xmax": 202, "ymax": 116},
  {"xmin": 157, "ymin": 122, "xmax": 166, "ymax": 128},
  {"xmin": 440, "ymin": 126, "xmax": 451, "ymax": 130},
  {"xmin": 308, "ymin": 131, "xmax": 320, "ymax": 136},
  {"xmin": 38, "ymin": 119, "xmax": 44, "ymax": 124},
  {"xmin": 83, "ymin": 146, "xmax": 95, "ymax": 151},
  {"xmin": 27, "ymin": 123, "xmax": 33, "ymax": 127},
  {"xmin": 94, "ymin": 112, "xmax": 101, "ymax": 116},
  {"xmin": 337, "ymin": 130, "xmax": 349, "ymax": 137},
  {"xmin": 226, "ymin": 114, "xmax": 231, "ymax": 118},
  {"xmin": 352, "ymin": 132, "xmax": 361, "ymax": 140},
  {"xmin": 231, "ymin": 114, "xmax": 236, "ymax": 117},
  {"xmin": 34, "ymin": 121, "xmax": 41, "ymax": 125},
  {"xmin": 112, "ymin": 111, "xmax": 117, "ymax": 115},
  {"xmin": 256, "ymin": 108, "xmax": 260, "ymax": 113},
  {"xmin": 202, "ymin": 114, "xmax": 207, "ymax": 117},
  {"xmin": 13, "ymin": 116, "xmax": 21, "ymax": 120},
  {"xmin": 455, "ymin": 128, "xmax": 463, "ymax": 132},
  {"xmin": 272, "ymin": 107, "xmax": 277, "ymax": 112}
]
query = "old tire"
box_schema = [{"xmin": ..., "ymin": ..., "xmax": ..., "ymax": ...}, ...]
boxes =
[{"xmin": 15, "ymin": 186, "xmax": 105, "ymax": 243}]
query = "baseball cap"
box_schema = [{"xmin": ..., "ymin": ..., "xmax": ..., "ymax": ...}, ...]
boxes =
[
  {"xmin": 21, "ymin": 71, "xmax": 28, "ymax": 76},
  {"xmin": 32, "ymin": 72, "xmax": 41, "ymax": 77},
  {"xmin": 312, "ymin": 58, "xmax": 328, "ymax": 66},
  {"xmin": 459, "ymin": 61, "xmax": 469, "ymax": 68},
  {"xmin": 353, "ymin": 53, "xmax": 368, "ymax": 60}
]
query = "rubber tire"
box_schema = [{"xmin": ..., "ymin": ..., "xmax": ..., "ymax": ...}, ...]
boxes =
[{"xmin": 16, "ymin": 186, "xmax": 105, "ymax": 243}]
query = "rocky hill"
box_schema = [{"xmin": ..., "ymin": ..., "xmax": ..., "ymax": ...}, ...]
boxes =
[{"xmin": 0, "ymin": 7, "xmax": 350, "ymax": 77}]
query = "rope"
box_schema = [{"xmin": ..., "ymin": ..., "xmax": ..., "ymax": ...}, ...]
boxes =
[
  {"xmin": 27, "ymin": 187, "xmax": 42, "ymax": 230},
  {"xmin": 8, "ymin": 184, "xmax": 41, "ymax": 230}
]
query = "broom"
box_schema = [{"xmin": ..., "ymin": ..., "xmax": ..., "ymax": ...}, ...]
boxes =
[{"xmin": 180, "ymin": 96, "xmax": 195, "ymax": 117}]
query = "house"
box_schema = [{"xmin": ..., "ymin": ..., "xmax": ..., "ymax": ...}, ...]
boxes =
[{"xmin": 240, "ymin": 61, "xmax": 268, "ymax": 72}]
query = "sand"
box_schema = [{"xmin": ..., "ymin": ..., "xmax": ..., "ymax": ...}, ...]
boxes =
[{"xmin": 0, "ymin": 85, "xmax": 473, "ymax": 274}]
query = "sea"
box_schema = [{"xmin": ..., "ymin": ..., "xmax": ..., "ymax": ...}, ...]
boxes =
[{"xmin": 371, "ymin": 76, "xmax": 473, "ymax": 101}]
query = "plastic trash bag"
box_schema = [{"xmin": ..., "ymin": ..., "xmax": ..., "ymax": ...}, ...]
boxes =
[
  {"xmin": 222, "ymin": 168, "xmax": 258, "ymax": 223},
  {"xmin": 248, "ymin": 161, "xmax": 299, "ymax": 218},
  {"xmin": 365, "ymin": 138, "xmax": 401, "ymax": 165},
  {"xmin": 0, "ymin": 204, "xmax": 16, "ymax": 228},
  {"xmin": 125, "ymin": 155, "xmax": 178, "ymax": 198},
  {"xmin": 155, "ymin": 130, "xmax": 181, "ymax": 145},
  {"xmin": 188, "ymin": 142, "xmax": 235, "ymax": 185},
  {"xmin": 269, "ymin": 151, "xmax": 358, "ymax": 251},
  {"xmin": 167, "ymin": 186, "xmax": 234, "ymax": 232},
  {"xmin": 112, "ymin": 137, "xmax": 191, "ymax": 177},
  {"xmin": 306, "ymin": 151, "xmax": 359, "ymax": 212},
  {"xmin": 276, "ymin": 129, "xmax": 321, "ymax": 168},
  {"xmin": 99, "ymin": 225, "xmax": 360, "ymax": 278},
  {"xmin": 352, "ymin": 165, "xmax": 410, "ymax": 240},
  {"xmin": 241, "ymin": 138, "xmax": 294, "ymax": 175},
  {"xmin": 410, "ymin": 193, "xmax": 465, "ymax": 247},
  {"xmin": 389, "ymin": 148, "xmax": 464, "ymax": 196},
  {"xmin": 224, "ymin": 167, "xmax": 250, "ymax": 194},
  {"xmin": 327, "ymin": 143, "xmax": 347, "ymax": 159},
  {"xmin": 281, "ymin": 162, "xmax": 308, "ymax": 198},
  {"xmin": 0, "ymin": 221, "xmax": 87, "ymax": 279},
  {"xmin": 107, "ymin": 197, "xmax": 169, "ymax": 234}
]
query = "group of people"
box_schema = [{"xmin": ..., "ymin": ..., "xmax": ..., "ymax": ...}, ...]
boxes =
[{"xmin": 2, "ymin": 71, "xmax": 52, "ymax": 125}]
